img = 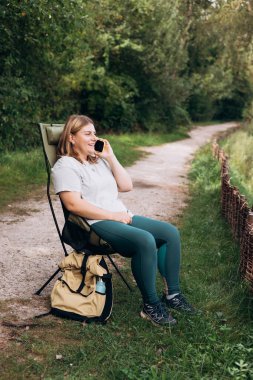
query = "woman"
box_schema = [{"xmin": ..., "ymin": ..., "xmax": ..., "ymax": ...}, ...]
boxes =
[{"xmin": 52, "ymin": 114, "xmax": 195, "ymax": 326}]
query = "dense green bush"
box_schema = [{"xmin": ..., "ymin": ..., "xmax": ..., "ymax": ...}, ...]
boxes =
[{"xmin": 1, "ymin": 0, "xmax": 253, "ymax": 152}]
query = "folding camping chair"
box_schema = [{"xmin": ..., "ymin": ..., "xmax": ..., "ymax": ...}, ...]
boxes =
[{"xmin": 35, "ymin": 123, "xmax": 132, "ymax": 295}]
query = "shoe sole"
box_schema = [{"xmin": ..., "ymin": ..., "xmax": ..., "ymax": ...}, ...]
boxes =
[{"xmin": 140, "ymin": 311, "xmax": 177, "ymax": 327}]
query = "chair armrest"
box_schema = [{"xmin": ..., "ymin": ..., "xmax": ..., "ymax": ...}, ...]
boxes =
[
  {"xmin": 65, "ymin": 213, "xmax": 114, "ymax": 252},
  {"xmin": 68, "ymin": 213, "xmax": 91, "ymax": 233}
]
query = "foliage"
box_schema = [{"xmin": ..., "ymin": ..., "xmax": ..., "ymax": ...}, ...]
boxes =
[
  {"xmin": 187, "ymin": 0, "xmax": 253, "ymax": 121},
  {"xmin": 0, "ymin": 0, "xmax": 81, "ymax": 151},
  {"xmin": 139, "ymin": 0, "xmax": 192, "ymax": 126},
  {"xmin": 1, "ymin": 0, "xmax": 253, "ymax": 151}
]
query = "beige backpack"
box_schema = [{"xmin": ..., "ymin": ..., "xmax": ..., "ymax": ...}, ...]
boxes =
[{"xmin": 51, "ymin": 251, "xmax": 113, "ymax": 323}]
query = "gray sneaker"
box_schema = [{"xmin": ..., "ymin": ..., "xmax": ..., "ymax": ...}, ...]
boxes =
[{"xmin": 140, "ymin": 301, "xmax": 177, "ymax": 326}]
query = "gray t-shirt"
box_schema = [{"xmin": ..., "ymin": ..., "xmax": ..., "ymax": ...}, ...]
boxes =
[{"xmin": 52, "ymin": 156, "xmax": 130, "ymax": 225}]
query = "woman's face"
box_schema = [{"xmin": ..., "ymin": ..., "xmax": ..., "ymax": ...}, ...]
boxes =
[{"xmin": 70, "ymin": 123, "xmax": 97, "ymax": 160}]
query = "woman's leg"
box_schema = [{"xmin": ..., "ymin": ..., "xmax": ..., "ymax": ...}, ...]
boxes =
[
  {"xmin": 91, "ymin": 220, "xmax": 160, "ymax": 304},
  {"xmin": 130, "ymin": 215, "xmax": 181, "ymax": 295}
]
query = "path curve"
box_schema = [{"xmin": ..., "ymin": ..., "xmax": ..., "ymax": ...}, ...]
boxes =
[{"xmin": 0, "ymin": 122, "xmax": 238, "ymax": 304}]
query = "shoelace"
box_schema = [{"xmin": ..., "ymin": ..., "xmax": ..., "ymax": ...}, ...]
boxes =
[
  {"xmin": 158, "ymin": 302, "xmax": 168, "ymax": 316},
  {"xmin": 149, "ymin": 302, "xmax": 168, "ymax": 318},
  {"xmin": 172, "ymin": 294, "xmax": 191, "ymax": 309}
]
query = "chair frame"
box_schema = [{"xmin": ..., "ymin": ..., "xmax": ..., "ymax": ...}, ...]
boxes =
[{"xmin": 35, "ymin": 123, "xmax": 132, "ymax": 295}]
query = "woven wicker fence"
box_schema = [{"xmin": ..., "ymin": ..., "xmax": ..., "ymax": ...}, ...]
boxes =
[{"xmin": 212, "ymin": 141, "xmax": 253, "ymax": 290}]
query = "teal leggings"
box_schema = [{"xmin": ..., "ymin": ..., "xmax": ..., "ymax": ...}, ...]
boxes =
[{"xmin": 92, "ymin": 215, "xmax": 181, "ymax": 304}]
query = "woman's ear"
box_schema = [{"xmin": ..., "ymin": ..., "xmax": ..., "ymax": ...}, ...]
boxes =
[{"xmin": 69, "ymin": 133, "xmax": 75, "ymax": 145}]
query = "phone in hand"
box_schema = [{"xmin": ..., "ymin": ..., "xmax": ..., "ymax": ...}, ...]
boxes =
[{"xmin": 94, "ymin": 139, "xmax": 104, "ymax": 152}]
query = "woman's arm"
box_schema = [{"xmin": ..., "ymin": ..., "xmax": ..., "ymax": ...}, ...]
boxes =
[
  {"xmin": 97, "ymin": 139, "xmax": 133, "ymax": 192},
  {"xmin": 105, "ymin": 154, "xmax": 133, "ymax": 192},
  {"xmin": 60, "ymin": 191, "xmax": 132, "ymax": 224}
]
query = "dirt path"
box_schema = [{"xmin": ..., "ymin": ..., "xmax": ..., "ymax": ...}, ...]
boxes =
[{"xmin": 0, "ymin": 122, "xmax": 238, "ymax": 324}]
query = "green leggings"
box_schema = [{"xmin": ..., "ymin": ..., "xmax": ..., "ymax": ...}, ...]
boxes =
[{"xmin": 92, "ymin": 215, "xmax": 181, "ymax": 304}]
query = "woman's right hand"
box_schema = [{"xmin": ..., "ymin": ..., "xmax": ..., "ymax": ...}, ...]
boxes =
[{"xmin": 111, "ymin": 211, "xmax": 132, "ymax": 224}]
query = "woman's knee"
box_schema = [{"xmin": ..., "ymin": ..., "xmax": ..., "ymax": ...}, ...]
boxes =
[
  {"xmin": 163, "ymin": 223, "xmax": 180, "ymax": 242},
  {"xmin": 135, "ymin": 231, "xmax": 157, "ymax": 252},
  {"xmin": 172, "ymin": 224, "xmax": 180, "ymax": 238}
]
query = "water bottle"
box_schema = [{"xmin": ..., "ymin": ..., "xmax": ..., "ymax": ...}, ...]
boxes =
[{"xmin": 96, "ymin": 277, "xmax": 106, "ymax": 294}]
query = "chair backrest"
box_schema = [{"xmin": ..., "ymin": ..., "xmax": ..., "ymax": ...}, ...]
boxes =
[{"xmin": 38, "ymin": 123, "xmax": 64, "ymax": 168}]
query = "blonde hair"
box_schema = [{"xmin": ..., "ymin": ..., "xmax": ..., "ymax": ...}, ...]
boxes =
[{"xmin": 57, "ymin": 114, "xmax": 98, "ymax": 163}]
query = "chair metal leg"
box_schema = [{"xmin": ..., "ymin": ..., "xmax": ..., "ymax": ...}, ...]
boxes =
[
  {"xmin": 35, "ymin": 267, "xmax": 61, "ymax": 296},
  {"xmin": 106, "ymin": 255, "xmax": 132, "ymax": 292}
]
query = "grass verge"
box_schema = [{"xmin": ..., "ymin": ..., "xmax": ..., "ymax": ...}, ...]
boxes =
[
  {"xmin": 220, "ymin": 122, "xmax": 253, "ymax": 205},
  {"xmin": 0, "ymin": 128, "xmax": 189, "ymax": 212},
  {"xmin": 1, "ymin": 144, "xmax": 252, "ymax": 379}
]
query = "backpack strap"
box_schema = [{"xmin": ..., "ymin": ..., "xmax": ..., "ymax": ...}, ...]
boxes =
[
  {"xmin": 34, "ymin": 311, "xmax": 52, "ymax": 319},
  {"xmin": 102, "ymin": 273, "xmax": 112, "ymax": 281},
  {"xmin": 76, "ymin": 254, "xmax": 89, "ymax": 293},
  {"xmin": 59, "ymin": 278, "xmax": 93, "ymax": 297},
  {"xmin": 76, "ymin": 254, "xmax": 110, "ymax": 293}
]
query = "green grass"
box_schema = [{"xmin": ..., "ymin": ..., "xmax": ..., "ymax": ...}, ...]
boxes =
[
  {"xmin": 220, "ymin": 122, "xmax": 253, "ymax": 205},
  {"xmin": 0, "ymin": 128, "xmax": 189, "ymax": 212},
  {"xmin": 0, "ymin": 149, "xmax": 46, "ymax": 210},
  {"xmin": 1, "ymin": 144, "xmax": 252, "ymax": 379}
]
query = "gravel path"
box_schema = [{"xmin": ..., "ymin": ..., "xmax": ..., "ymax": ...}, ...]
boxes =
[{"xmin": 0, "ymin": 122, "xmax": 237, "ymax": 315}]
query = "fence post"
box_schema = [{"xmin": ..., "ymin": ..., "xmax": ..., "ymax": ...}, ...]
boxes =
[{"xmin": 248, "ymin": 212, "xmax": 253, "ymax": 228}]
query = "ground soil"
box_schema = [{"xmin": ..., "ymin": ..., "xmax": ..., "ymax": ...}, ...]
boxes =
[{"xmin": 0, "ymin": 122, "xmax": 238, "ymax": 346}]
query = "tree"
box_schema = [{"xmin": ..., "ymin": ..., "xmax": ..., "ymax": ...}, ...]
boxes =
[
  {"xmin": 186, "ymin": 0, "xmax": 253, "ymax": 120},
  {"xmin": 1, "ymin": 0, "xmax": 253, "ymax": 151}
]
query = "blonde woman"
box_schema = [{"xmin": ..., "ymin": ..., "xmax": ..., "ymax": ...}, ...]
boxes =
[{"xmin": 52, "ymin": 114, "xmax": 195, "ymax": 326}]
